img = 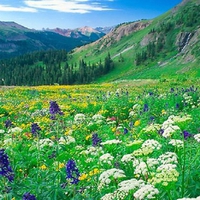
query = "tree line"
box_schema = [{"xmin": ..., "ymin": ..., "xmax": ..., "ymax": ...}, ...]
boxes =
[{"xmin": 0, "ymin": 50, "xmax": 114, "ymax": 86}]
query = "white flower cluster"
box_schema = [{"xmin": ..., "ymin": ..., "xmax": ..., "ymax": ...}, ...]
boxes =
[
  {"xmin": 0, "ymin": 129, "xmax": 5, "ymax": 133},
  {"xmin": 169, "ymin": 139, "xmax": 184, "ymax": 148},
  {"xmin": 133, "ymin": 184, "xmax": 159, "ymax": 200},
  {"xmin": 31, "ymin": 108, "xmax": 49, "ymax": 117},
  {"xmin": 142, "ymin": 139, "xmax": 162, "ymax": 150},
  {"xmin": 132, "ymin": 139, "xmax": 161, "ymax": 157},
  {"xmin": 168, "ymin": 114, "xmax": 192, "ymax": 123},
  {"xmin": 118, "ymin": 178, "xmax": 145, "ymax": 192},
  {"xmin": 101, "ymin": 193, "xmax": 115, "ymax": 200},
  {"xmin": 100, "ymin": 153, "xmax": 114, "ymax": 165},
  {"xmin": 80, "ymin": 146, "xmax": 104, "ymax": 156},
  {"xmin": 161, "ymin": 117, "xmax": 180, "ymax": 138},
  {"xmin": 92, "ymin": 114, "xmax": 105, "ymax": 124},
  {"xmin": 129, "ymin": 104, "xmax": 141, "ymax": 118},
  {"xmin": 121, "ymin": 153, "xmax": 135, "ymax": 163},
  {"xmin": 38, "ymin": 138, "xmax": 54, "ymax": 148},
  {"xmin": 194, "ymin": 134, "xmax": 200, "ymax": 142},
  {"xmin": 132, "ymin": 146, "xmax": 153, "ymax": 156},
  {"xmin": 158, "ymin": 152, "xmax": 178, "ymax": 164},
  {"xmin": 74, "ymin": 113, "xmax": 86, "ymax": 124},
  {"xmin": 177, "ymin": 196, "xmax": 200, "ymax": 200},
  {"xmin": 150, "ymin": 164, "xmax": 179, "ymax": 186},
  {"xmin": 149, "ymin": 152, "xmax": 179, "ymax": 186},
  {"xmin": 58, "ymin": 136, "xmax": 75, "ymax": 145},
  {"xmin": 134, "ymin": 161, "xmax": 148, "ymax": 176},
  {"xmin": 101, "ymin": 139, "xmax": 122, "ymax": 145},
  {"xmin": 8, "ymin": 127, "xmax": 23, "ymax": 133},
  {"xmin": 101, "ymin": 178, "xmax": 158, "ymax": 200},
  {"xmin": 3, "ymin": 138, "xmax": 13, "ymax": 147},
  {"xmin": 142, "ymin": 123, "xmax": 161, "ymax": 133},
  {"xmin": 198, "ymin": 99, "xmax": 200, "ymax": 107},
  {"xmin": 146, "ymin": 158, "xmax": 159, "ymax": 168},
  {"xmin": 183, "ymin": 93, "xmax": 196, "ymax": 108},
  {"xmin": 98, "ymin": 168, "xmax": 126, "ymax": 190}
]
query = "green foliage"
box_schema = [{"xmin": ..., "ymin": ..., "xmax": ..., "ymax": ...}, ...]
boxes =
[{"xmin": 0, "ymin": 51, "xmax": 114, "ymax": 86}]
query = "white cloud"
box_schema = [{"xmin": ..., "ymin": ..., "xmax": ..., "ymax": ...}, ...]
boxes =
[
  {"xmin": 24, "ymin": 0, "xmax": 114, "ymax": 13},
  {"xmin": 0, "ymin": 4, "xmax": 37, "ymax": 12}
]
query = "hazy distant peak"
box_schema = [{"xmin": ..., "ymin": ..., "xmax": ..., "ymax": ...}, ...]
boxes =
[{"xmin": 0, "ymin": 21, "xmax": 30, "ymax": 31}]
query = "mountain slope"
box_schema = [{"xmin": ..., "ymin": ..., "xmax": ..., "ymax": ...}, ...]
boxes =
[
  {"xmin": 0, "ymin": 22, "xmax": 104, "ymax": 59},
  {"xmin": 68, "ymin": 0, "xmax": 200, "ymax": 82}
]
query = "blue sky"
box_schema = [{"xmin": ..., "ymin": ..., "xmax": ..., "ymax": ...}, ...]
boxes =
[{"xmin": 0, "ymin": 0, "xmax": 182, "ymax": 30}]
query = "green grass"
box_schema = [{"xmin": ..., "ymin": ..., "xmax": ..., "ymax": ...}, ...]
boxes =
[{"xmin": 0, "ymin": 80, "xmax": 200, "ymax": 199}]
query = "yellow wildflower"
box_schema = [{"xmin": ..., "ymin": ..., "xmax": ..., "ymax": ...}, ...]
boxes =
[
  {"xmin": 65, "ymin": 129, "xmax": 72, "ymax": 135},
  {"xmin": 40, "ymin": 164, "xmax": 47, "ymax": 170},
  {"xmin": 86, "ymin": 134, "xmax": 92, "ymax": 140},
  {"xmin": 56, "ymin": 163, "xmax": 65, "ymax": 171},
  {"xmin": 134, "ymin": 120, "xmax": 140, "ymax": 127},
  {"xmin": 79, "ymin": 173, "xmax": 88, "ymax": 181},
  {"xmin": 112, "ymin": 127, "xmax": 116, "ymax": 132},
  {"xmin": 161, "ymin": 109, "xmax": 166, "ymax": 115},
  {"xmin": 51, "ymin": 136, "xmax": 56, "ymax": 140},
  {"xmin": 89, "ymin": 168, "xmax": 100, "ymax": 176}
]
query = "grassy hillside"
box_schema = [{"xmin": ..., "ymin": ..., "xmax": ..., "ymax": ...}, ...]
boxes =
[{"xmin": 68, "ymin": 0, "xmax": 200, "ymax": 82}]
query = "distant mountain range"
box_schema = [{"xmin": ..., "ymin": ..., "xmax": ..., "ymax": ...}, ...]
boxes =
[
  {"xmin": 0, "ymin": 21, "xmax": 112, "ymax": 59},
  {"xmin": 1, "ymin": 0, "xmax": 200, "ymax": 86}
]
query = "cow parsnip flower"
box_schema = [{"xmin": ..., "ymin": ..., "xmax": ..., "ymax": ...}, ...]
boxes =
[
  {"xmin": 142, "ymin": 139, "xmax": 162, "ymax": 150},
  {"xmin": 194, "ymin": 134, "xmax": 200, "ymax": 142},
  {"xmin": 169, "ymin": 139, "xmax": 184, "ymax": 148},
  {"xmin": 100, "ymin": 153, "xmax": 114, "ymax": 165},
  {"xmin": 98, "ymin": 168, "xmax": 126, "ymax": 190},
  {"xmin": 133, "ymin": 184, "xmax": 159, "ymax": 200}
]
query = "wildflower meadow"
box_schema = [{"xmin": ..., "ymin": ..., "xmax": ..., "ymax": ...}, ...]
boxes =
[{"xmin": 0, "ymin": 80, "xmax": 200, "ymax": 200}]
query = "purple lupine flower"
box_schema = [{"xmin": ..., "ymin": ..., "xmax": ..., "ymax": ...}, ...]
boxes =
[
  {"xmin": 92, "ymin": 133, "xmax": 102, "ymax": 146},
  {"xmin": 143, "ymin": 104, "xmax": 149, "ymax": 112},
  {"xmin": 49, "ymin": 101, "xmax": 63, "ymax": 119},
  {"xmin": 149, "ymin": 116, "xmax": 155, "ymax": 122},
  {"xmin": 182, "ymin": 130, "xmax": 193, "ymax": 139},
  {"xmin": 22, "ymin": 192, "xmax": 37, "ymax": 200},
  {"xmin": 66, "ymin": 159, "xmax": 80, "ymax": 184},
  {"xmin": 5, "ymin": 119, "xmax": 13, "ymax": 129},
  {"xmin": 0, "ymin": 149, "xmax": 14, "ymax": 182},
  {"xmin": 175, "ymin": 103, "xmax": 180, "ymax": 109},
  {"xmin": 124, "ymin": 128, "xmax": 128, "ymax": 134},
  {"xmin": 31, "ymin": 123, "xmax": 41, "ymax": 135},
  {"xmin": 158, "ymin": 129, "xmax": 164, "ymax": 136}
]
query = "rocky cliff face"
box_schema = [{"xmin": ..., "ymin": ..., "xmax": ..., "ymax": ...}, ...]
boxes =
[
  {"xmin": 176, "ymin": 32, "xmax": 194, "ymax": 52},
  {"xmin": 96, "ymin": 21, "xmax": 151, "ymax": 50}
]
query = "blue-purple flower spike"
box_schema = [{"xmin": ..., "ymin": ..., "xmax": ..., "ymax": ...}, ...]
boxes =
[
  {"xmin": 0, "ymin": 149, "xmax": 14, "ymax": 182},
  {"xmin": 182, "ymin": 130, "xmax": 193, "ymax": 139},
  {"xmin": 5, "ymin": 119, "xmax": 13, "ymax": 129},
  {"xmin": 31, "ymin": 123, "xmax": 41, "ymax": 135},
  {"xmin": 22, "ymin": 192, "xmax": 37, "ymax": 200},
  {"xmin": 49, "ymin": 101, "xmax": 63, "ymax": 119},
  {"xmin": 66, "ymin": 159, "xmax": 80, "ymax": 184},
  {"xmin": 143, "ymin": 104, "xmax": 149, "ymax": 112},
  {"xmin": 92, "ymin": 133, "xmax": 102, "ymax": 146}
]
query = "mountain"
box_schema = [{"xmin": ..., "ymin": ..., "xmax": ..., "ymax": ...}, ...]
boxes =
[
  {"xmin": 1, "ymin": 0, "xmax": 200, "ymax": 86},
  {"xmin": 95, "ymin": 26, "xmax": 114, "ymax": 34},
  {"xmin": 68, "ymin": 0, "xmax": 200, "ymax": 81},
  {"xmin": 45, "ymin": 26, "xmax": 105, "ymax": 42},
  {"xmin": 0, "ymin": 22, "xmax": 105, "ymax": 59}
]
